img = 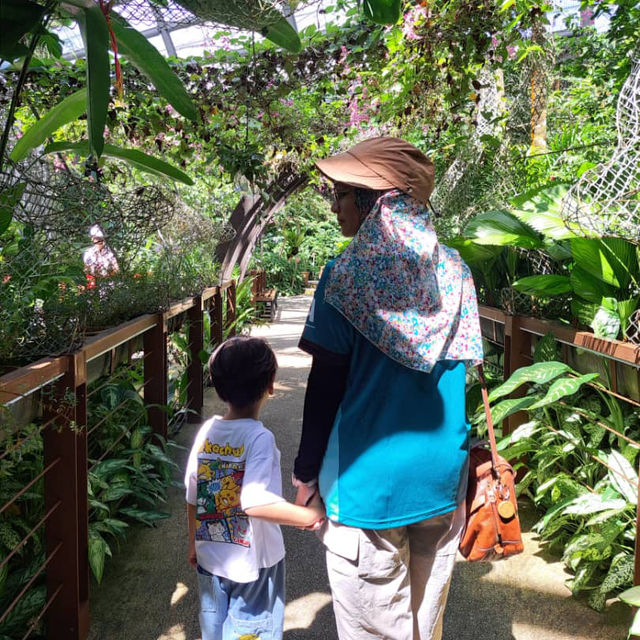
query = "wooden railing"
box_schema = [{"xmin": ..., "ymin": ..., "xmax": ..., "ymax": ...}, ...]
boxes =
[{"xmin": 0, "ymin": 281, "xmax": 236, "ymax": 640}]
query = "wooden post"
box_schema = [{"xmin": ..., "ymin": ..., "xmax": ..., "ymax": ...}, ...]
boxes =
[
  {"xmin": 211, "ymin": 289, "xmax": 224, "ymax": 347},
  {"xmin": 226, "ymin": 281, "xmax": 237, "ymax": 338},
  {"xmin": 503, "ymin": 315, "xmax": 532, "ymax": 435},
  {"xmin": 143, "ymin": 314, "xmax": 167, "ymax": 438},
  {"xmin": 43, "ymin": 352, "xmax": 89, "ymax": 640},
  {"xmin": 187, "ymin": 297, "xmax": 204, "ymax": 424}
]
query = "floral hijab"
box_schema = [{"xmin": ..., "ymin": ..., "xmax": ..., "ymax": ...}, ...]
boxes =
[{"xmin": 325, "ymin": 190, "xmax": 483, "ymax": 373}]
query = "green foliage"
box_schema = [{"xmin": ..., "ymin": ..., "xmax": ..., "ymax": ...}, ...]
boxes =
[
  {"xmin": 110, "ymin": 12, "xmax": 199, "ymax": 121},
  {"xmin": 75, "ymin": 0, "xmax": 110, "ymax": 159},
  {"xmin": 0, "ymin": 364, "xmax": 181, "ymax": 638},
  {"xmin": 460, "ymin": 186, "xmax": 639, "ymax": 338},
  {"xmin": 1, "ymin": 0, "xmax": 198, "ymax": 167},
  {"xmin": 0, "ymin": 423, "xmax": 46, "ymax": 639},
  {"xmin": 9, "ymin": 89, "xmax": 87, "ymax": 162},
  {"xmin": 256, "ymin": 189, "xmax": 341, "ymax": 294},
  {"xmin": 363, "ymin": 0, "xmax": 402, "ymax": 25},
  {"xmin": 44, "ymin": 141, "xmax": 194, "ymax": 185},
  {"xmin": 484, "ymin": 355, "xmax": 640, "ymax": 612}
]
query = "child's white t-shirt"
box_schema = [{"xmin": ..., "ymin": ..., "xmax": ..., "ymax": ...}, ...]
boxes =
[{"xmin": 185, "ymin": 416, "xmax": 286, "ymax": 582}]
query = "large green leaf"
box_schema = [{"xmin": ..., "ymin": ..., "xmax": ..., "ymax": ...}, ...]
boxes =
[
  {"xmin": 511, "ymin": 185, "xmax": 579, "ymax": 240},
  {"xmin": 563, "ymin": 493, "xmax": 627, "ymax": 516},
  {"xmin": 484, "ymin": 396, "xmax": 536, "ymax": 426},
  {"xmin": 512, "ymin": 274, "xmax": 572, "ymax": 297},
  {"xmin": 618, "ymin": 297, "xmax": 640, "ymax": 335},
  {"xmin": 570, "ymin": 266, "xmax": 616, "ymax": 303},
  {"xmin": 45, "ymin": 141, "xmax": 194, "ymax": 185},
  {"xmin": 570, "ymin": 297, "xmax": 599, "ymax": 326},
  {"xmin": 110, "ymin": 13, "xmax": 199, "ymax": 120},
  {"xmin": 463, "ymin": 210, "xmax": 542, "ymax": 248},
  {"xmin": 362, "ymin": 0, "xmax": 402, "ymax": 24},
  {"xmin": 591, "ymin": 300, "xmax": 620, "ymax": 339},
  {"xmin": 528, "ymin": 373, "xmax": 599, "ymax": 410},
  {"xmin": 606, "ymin": 450, "xmax": 638, "ymax": 505},
  {"xmin": 262, "ymin": 16, "xmax": 302, "ymax": 53},
  {"xmin": 9, "ymin": 89, "xmax": 87, "ymax": 161},
  {"xmin": 76, "ymin": 3, "xmax": 110, "ymax": 158},
  {"xmin": 0, "ymin": 0, "xmax": 45, "ymax": 61},
  {"xmin": 446, "ymin": 237, "xmax": 502, "ymax": 264},
  {"xmin": 619, "ymin": 586, "xmax": 640, "ymax": 607},
  {"xmin": 88, "ymin": 531, "xmax": 111, "ymax": 583},
  {"xmin": 571, "ymin": 238, "xmax": 624, "ymax": 287},
  {"xmin": 488, "ymin": 361, "xmax": 572, "ymax": 402},
  {"xmin": 602, "ymin": 238, "xmax": 639, "ymax": 281}
]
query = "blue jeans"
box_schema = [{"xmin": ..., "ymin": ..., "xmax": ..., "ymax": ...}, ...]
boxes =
[{"xmin": 196, "ymin": 559, "xmax": 285, "ymax": 640}]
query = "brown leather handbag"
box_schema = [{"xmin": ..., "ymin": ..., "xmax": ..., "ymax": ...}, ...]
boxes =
[{"xmin": 459, "ymin": 365, "xmax": 525, "ymax": 561}]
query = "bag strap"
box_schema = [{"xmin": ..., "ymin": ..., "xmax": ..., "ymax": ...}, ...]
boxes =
[{"xmin": 477, "ymin": 364, "xmax": 500, "ymax": 471}]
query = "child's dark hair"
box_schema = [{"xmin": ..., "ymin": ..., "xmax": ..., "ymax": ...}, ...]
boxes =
[{"xmin": 209, "ymin": 336, "xmax": 277, "ymax": 408}]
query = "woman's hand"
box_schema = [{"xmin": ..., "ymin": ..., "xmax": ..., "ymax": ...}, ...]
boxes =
[
  {"xmin": 306, "ymin": 490, "xmax": 326, "ymax": 531},
  {"xmin": 295, "ymin": 485, "xmax": 325, "ymax": 530},
  {"xmin": 295, "ymin": 482, "xmax": 317, "ymax": 507}
]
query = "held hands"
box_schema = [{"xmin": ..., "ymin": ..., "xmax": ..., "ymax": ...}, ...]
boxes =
[{"xmin": 295, "ymin": 484, "xmax": 325, "ymax": 530}]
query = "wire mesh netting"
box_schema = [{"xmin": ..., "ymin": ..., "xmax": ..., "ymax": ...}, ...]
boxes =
[
  {"xmin": 625, "ymin": 309, "xmax": 640, "ymax": 345},
  {"xmin": 114, "ymin": 0, "xmax": 204, "ymax": 31},
  {"xmin": 114, "ymin": 1, "xmax": 318, "ymax": 31},
  {"xmin": 431, "ymin": 68, "xmax": 512, "ymax": 236},
  {"xmin": 432, "ymin": 22, "xmax": 556, "ymax": 236},
  {"xmin": 1, "ymin": 160, "xmax": 177, "ymax": 269},
  {"xmin": 561, "ymin": 60, "xmax": 640, "ymax": 244},
  {"xmin": 0, "ymin": 158, "xmax": 235, "ymax": 364}
]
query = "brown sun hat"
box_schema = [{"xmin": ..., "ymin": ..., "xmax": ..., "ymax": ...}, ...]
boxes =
[{"xmin": 315, "ymin": 136, "xmax": 435, "ymax": 205}]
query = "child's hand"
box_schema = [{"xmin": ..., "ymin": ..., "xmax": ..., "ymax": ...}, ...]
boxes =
[{"xmin": 188, "ymin": 544, "xmax": 197, "ymax": 569}]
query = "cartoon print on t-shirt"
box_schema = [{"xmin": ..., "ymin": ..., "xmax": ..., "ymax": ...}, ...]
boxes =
[{"xmin": 195, "ymin": 449, "xmax": 251, "ymax": 547}]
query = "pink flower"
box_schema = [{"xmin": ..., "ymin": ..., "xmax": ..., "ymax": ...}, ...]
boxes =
[{"xmin": 402, "ymin": 6, "xmax": 428, "ymax": 40}]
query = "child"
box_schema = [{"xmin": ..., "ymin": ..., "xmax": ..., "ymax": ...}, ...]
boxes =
[{"xmin": 185, "ymin": 336, "xmax": 324, "ymax": 640}]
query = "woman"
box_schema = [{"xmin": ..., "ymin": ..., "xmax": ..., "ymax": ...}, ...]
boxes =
[{"xmin": 293, "ymin": 137, "xmax": 483, "ymax": 640}]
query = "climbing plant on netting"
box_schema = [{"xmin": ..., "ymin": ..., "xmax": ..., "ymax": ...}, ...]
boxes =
[
  {"xmin": 561, "ymin": 59, "xmax": 640, "ymax": 244},
  {"xmin": 431, "ymin": 15, "xmax": 557, "ymax": 238}
]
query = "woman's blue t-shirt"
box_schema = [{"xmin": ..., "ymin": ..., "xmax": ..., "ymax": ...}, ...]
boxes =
[{"xmin": 301, "ymin": 261, "xmax": 470, "ymax": 528}]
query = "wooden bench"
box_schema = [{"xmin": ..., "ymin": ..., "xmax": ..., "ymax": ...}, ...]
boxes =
[{"xmin": 250, "ymin": 270, "xmax": 278, "ymax": 321}]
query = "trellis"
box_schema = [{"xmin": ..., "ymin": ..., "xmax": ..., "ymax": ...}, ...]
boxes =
[
  {"xmin": 561, "ymin": 59, "xmax": 640, "ymax": 244},
  {"xmin": 0, "ymin": 161, "xmax": 232, "ymax": 364}
]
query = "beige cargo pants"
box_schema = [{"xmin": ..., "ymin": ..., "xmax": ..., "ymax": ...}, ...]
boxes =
[{"xmin": 320, "ymin": 504, "xmax": 464, "ymax": 640}]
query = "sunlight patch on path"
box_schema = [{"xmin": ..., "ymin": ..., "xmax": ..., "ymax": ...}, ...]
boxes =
[
  {"xmin": 284, "ymin": 592, "xmax": 333, "ymax": 631},
  {"xmin": 170, "ymin": 582, "xmax": 189, "ymax": 606},
  {"xmin": 471, "ymin": 532, "xmax": 573, "ymax": 598}
]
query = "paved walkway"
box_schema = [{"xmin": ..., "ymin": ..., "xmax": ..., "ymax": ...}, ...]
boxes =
[{"xmin": 88, "ymin": 296, "xmax": 631, "ymax": 640}]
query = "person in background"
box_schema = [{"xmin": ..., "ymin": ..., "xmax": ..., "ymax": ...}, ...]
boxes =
[
  {"xmin": 83, "ymin": 224, "xmax": 119, "ymax": 289},
  {"xmin": 293, "ymin": 137, "xmax": 484, "ymax": 640},
  {"xmin": 185, "ymin": 336, "xmax": 325, "ymax": 640}
]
